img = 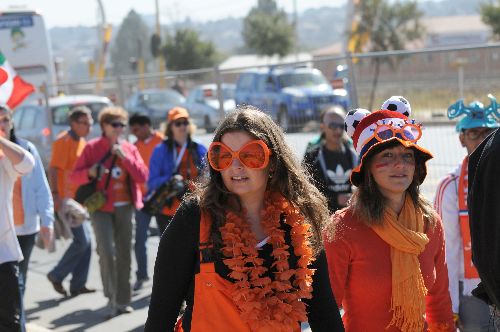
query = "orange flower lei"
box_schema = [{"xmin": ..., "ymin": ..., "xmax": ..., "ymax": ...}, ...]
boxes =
[{"xmin": 219, "ymin": 191, "xmax": 315, "ymax": 331}]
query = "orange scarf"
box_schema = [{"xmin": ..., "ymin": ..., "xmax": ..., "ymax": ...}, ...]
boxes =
[{"xmin": 371, "ymin": 194, "xmax": 429, "ymax": 332}]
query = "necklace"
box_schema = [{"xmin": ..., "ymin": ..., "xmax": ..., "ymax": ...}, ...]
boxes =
[{"xmin": 219, "ymin": 191, "xmax": 315, "ymax": 331}]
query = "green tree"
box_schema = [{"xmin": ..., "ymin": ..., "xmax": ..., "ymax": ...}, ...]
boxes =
[
  {"xmin": 481, "ymin": 0, "xmax": 500, "ymax": 39},
  {"xmin": 162, "ymin": 28, "xmax": 218, "ymax": 71},
  {"xmin": 110, "ymin": 10, "xmax": 151, "ymax": 76},
  {"xmin": 350, "ymin": 0, "xmax": 425, "ymax": 109},
  {"xmin": 242, "ymin": 0, "xmax": 294, "ymax": 57}
]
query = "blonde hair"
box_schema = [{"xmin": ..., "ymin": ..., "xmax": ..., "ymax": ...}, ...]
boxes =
[{"xmin": 98, "ymin": 106, "xmax": 128, "ymax": 128}]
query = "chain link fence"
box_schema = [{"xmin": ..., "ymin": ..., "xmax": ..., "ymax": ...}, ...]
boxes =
[{"xmin": 42, "ymin": 43, "xmax": 500, "ymax": 199}]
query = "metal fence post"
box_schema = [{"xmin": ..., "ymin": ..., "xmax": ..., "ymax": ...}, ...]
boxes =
[
  {"xmin": 42, "ymin": 82, "xmax": 54, "ymax": 147},
  {"xmin": 346, "ymin": 52, "xmax": 359, "ymax": 109},
  {"xmin": 117, "ymin": 75, "xmax": 125, "ymax": 106},
  {"xmin": 214, "ymin": 65, "xmax": 225, "ymax": 119}
]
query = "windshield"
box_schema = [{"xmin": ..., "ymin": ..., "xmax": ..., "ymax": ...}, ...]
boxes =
[
  {"xmin": 52, "ymin": 102, "xmax": 109, "ymax": 125},
  {"xmin": 144, "ymin": 91, "xmax": 185, "ymax": 106},
  {"xmin": 278, "ymin": 72, "xmax": 329, "ymax": 88}
]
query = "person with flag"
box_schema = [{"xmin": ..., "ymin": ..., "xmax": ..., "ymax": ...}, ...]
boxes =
[
  {"xmin": 0, "ymin": 52, "xmax": 34, "ymax": 109},
  {"xmin": 435, "ymin": 96, "xmax": 499, "ymax": 330},
  {"xmin": 0, "ymin": 52, "xmax": 36, "ymax": 332}
]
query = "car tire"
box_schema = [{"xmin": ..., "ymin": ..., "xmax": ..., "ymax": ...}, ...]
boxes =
[{"xmin": 278, "ymin": 106, "xmax": 290, "ymax": 132}]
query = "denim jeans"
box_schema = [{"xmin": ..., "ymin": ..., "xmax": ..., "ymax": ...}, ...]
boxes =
[
  {"xmin": 17, "ymin": 233, "xmax": 37, "ymax": 298},
  {"xmin": 134, "ymin": 209, "xmax": 152, "ymax": 281},
  {"xmin": 491, "ymin": 306, "xmax": 500, "ymax": 331},
  {"xmin": 91, "ymin": 205, "xmax": 133, "ymax": 307},
  {"xmin": 48, "ymin": 221, "xmax": 92, "ymax": 292},
  {"xmin": 0, "ymin": 261, "xmax": 22, "ymax": 332},
  {"xmin": 17, "ymin": 233, "xmax": 36, "ymax": 332},
  {"xmin": 459, "ymin": 281, "xmax": 496, "ymax": 331}
]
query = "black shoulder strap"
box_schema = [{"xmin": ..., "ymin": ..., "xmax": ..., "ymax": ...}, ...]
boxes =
[{"xmin": 103, "ymin": 156, "xmax": 117, "ymax": 190}]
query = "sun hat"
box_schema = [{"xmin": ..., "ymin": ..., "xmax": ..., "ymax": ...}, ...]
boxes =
[{"xmin": 345, "ymin": 97, "xmax": 433, "ymax": 186}]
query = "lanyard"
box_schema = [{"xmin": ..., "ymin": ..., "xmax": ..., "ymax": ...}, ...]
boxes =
[{"xmin": 173, "ymin": 142, "xmax": 188, "ymax": 171}]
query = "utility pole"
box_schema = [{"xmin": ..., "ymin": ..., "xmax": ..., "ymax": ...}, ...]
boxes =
[
  {"xmin": 155, "ymin": 0, "xmax": 166, "ymax": 88},
  {"xmin": 293, "ymin": 0, "xmax": 298, "ymax": 61},
  {"xmin": 95, "ymin": 0, "xmax": 111, "ymax": 93}
]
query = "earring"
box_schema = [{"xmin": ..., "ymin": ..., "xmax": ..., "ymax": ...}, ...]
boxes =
[{"xmin": 269, "ymin": 172, "xmax": 273, "ymax": 179}]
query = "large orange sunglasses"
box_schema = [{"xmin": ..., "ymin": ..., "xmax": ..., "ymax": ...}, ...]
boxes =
[
  {"xmin": 361, "ymin": 123, "xmax": 422, "ymax": 148},
  {"xmin": 208, "ymin": 140, "xmax": 272, "ymax": 171}
]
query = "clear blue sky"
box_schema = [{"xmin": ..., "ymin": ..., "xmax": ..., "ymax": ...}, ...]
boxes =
[{"xmin": 1, "ymin": 0, "xmax": 351, "ymax": 28}]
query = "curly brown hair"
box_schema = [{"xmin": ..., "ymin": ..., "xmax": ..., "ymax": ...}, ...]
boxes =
[{"xmin": 191, "ymin": 105, "xmax": 330, "ymax": 255}]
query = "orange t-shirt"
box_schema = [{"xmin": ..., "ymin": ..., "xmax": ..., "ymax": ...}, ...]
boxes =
[
  {"xmin": 111, "ymin": 158, "xmax": 132, "ymax": 204},
  {"xmin": 49, "ymin": 131, "xmax": 86, "ymax": 199},
  {"xmin": 135, "ymin": 131, "xmax": 163, "ymax": 194},
  {"xmin": 135, "ymin": 131, "xmax": 163, "ymax": 168},
  {"xmin": 161, "ymin": 147, "xmax": 198, "ymax": 216},
  {"xmin": 13, "ymin": 178, "xmax": 25, "ymax": 226}
]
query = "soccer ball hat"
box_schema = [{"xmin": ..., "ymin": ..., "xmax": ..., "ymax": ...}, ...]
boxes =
[{"xmin": 345, "ymin": 96, "xmax": 433, "ymax": 187}]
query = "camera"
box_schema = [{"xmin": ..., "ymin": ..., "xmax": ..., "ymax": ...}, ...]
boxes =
[
  {"xmin": 141, "ymin": 174, "xmax": 187, "ymax": 215},
  {"xmin": 165, "ymin": 174, "xmax": 186, "ymax": 200}
]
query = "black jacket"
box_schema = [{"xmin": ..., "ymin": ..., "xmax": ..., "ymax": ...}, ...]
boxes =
[
  {"xmin": 468, "ymin": 128, "xmax": 500, "ymax": 307},
  {"xmin": 302, "ymin": 143, "xmax": 357, "ymax": 213}
]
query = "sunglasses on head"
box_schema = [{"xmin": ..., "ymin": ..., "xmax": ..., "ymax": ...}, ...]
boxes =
[
  {"xmin": 327, "ymin": 122, "xmax": 344, "ymax": 130},
  {"xmin": 173, "ymin": 119, "xmax": 189, "ymax": 127},
  {"xmin": 362, "ymin": 123, "xmax": 422, "ymax": 148},
  {"xmin": 110, "ymin": 121, "xmax": 126, "ymax": 128},
  {"xmin": 208, "ymin": 140, "xmax": 272, "ymax": 171}
]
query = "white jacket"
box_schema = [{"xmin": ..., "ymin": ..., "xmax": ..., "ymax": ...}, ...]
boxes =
[
  {"xmin": 0, "ymin": 152, "xmax": 35, "ymax": 264},
  {"xmin": 434, "ymin": 161, "xmax": 480, "ymax": 314}
]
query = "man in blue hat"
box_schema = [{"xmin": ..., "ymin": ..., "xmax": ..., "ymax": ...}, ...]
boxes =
[{"xmin": 435, "ymin": 96, "xmax": 499, "ymax": 330}]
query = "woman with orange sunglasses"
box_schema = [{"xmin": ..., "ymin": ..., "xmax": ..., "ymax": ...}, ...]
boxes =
[{"xmin": 145, "ymin": 105, "xmax": 344, "ymax": 331}]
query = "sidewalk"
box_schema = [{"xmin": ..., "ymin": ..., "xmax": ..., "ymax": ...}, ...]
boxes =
[{"xmin": 23, "ymin": 225, "xmax": 159, "ymax": 332}]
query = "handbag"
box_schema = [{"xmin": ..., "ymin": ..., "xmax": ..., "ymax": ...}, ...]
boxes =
[
  {"xmin": 75, "ymin": 151, "xmax": 111, "ymax": 204},
  {"xmin": 76, "ymin": 153, "xmax": 117, "ymax": 213}
]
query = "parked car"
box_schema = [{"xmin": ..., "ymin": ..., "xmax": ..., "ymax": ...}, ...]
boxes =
[
  {"xmin": 184, "ymin": 83, "xmax": 236, "ymax": 132},
  {"xmin": 12, "ymin": 94, "xmax": 113, "ymax": 167},
  {"xmin": 234, "ymin": 66, "xmax": 350, "ymax": 132},
  {"xmin": 126, "ymin": 89, "xmax": 186, "ymax": 129}
]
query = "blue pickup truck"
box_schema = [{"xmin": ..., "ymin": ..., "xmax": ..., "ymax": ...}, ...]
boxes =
[{"xmin": 234, "ymin": 66, "xmax": 350, "ymax": 132}]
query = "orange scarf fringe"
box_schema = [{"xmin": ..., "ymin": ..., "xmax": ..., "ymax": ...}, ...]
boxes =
[
  {"xmin": 219, "ymin": 192, "xmax": 315, "ymax": 332},
  {"xmin": 371, "ymin": 194, "xmax": 430, "ymax": 332}
]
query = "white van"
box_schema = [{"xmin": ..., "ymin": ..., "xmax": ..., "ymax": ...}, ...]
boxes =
[{"xmin": 0, "ymin": 8, "xmax": 56, "ymax": 97}]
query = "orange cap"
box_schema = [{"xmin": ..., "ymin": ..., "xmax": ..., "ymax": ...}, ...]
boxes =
[{"xmin": 168, "ymin": 107, "xmax": 189, "ymax": 122}]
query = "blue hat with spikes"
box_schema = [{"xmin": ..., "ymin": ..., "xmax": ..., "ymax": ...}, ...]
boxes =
[{"xmin": 447, "ymin": 94, "xmax": 500, "ymax": 132}]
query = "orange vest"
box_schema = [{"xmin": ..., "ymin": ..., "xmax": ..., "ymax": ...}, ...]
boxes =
[{"xmin": 175, "ymin": 212, "xmax": 300, "ymax": 332}]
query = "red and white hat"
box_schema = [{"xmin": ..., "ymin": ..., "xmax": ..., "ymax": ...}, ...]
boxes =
[{"xmin": 345, "ymin": 97, "xmax": 433, "ymax": 186}]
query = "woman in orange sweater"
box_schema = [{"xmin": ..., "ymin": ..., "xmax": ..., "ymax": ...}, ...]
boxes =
[{"xmin": 324, "ymin": 98, "xmax": 455, "ymax": 331}]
